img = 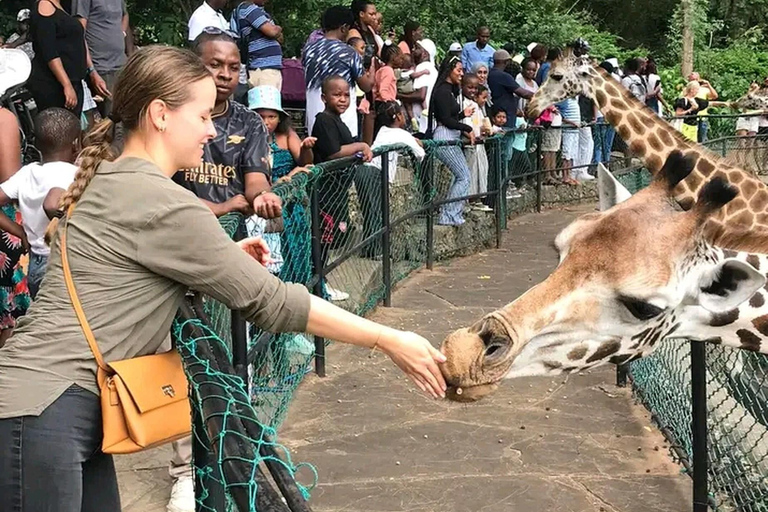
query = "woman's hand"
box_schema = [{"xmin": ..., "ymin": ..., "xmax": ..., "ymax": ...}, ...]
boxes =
[
  {"xmin": 63, "ymin": 82, "xmax": 78, "ymax": 110},
  {"xmin": 361, "ymin": 144, "xmax": 374, "ymax": 162},
  {"xmin": 378, "ymin": 331, "xmax": 447, "ymax": 399},
  {"xmin": 237, "ymin": 237, "xmax": 272, "ymax": 266},
  {"xmin": 301, "ymin": 136, "xmax": 317, "ymax": 148}
]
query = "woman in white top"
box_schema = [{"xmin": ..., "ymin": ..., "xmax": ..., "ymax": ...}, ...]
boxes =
[{"xmin": 413, "ymin": 40, "xmax": 438, "ymax": 133}]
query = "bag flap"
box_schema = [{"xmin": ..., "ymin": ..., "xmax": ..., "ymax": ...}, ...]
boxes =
[{"xmin": 108, "ymin": 351, "xmax": 189, "ymax": 414}]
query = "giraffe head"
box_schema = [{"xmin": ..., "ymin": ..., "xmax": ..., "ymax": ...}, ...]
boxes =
[
  {"xmin": 526, "ymin": 48, "xmax": 595, "ymax": 118},
  {"xmin": 439, "ymin": 152, "xmax": 765, "ymax": 402},
  {"xmin": 734, "ymin": 83, "xmax": 768, "ymax": 111}
]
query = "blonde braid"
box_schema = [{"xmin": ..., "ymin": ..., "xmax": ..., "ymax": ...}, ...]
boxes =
[{"xmin": 44, "ymin": 118, "xmax": 116, "ymax": 244}]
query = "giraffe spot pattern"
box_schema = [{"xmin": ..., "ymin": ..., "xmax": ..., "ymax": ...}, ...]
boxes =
[
  {"xmin": 604, "ymin": 82, "xmax": 621, "ymax": 97},
  {"xmin": 646, "ymin": 154, "xmax": 663, "ymax": 173},
  {"xmin": 685, "ymin": 172, "xmax": 702, "ymax": 191},
  {"xmin": 728, "ymin": 171, "xmax": 744, "ymax": 184},
  {"xmin": 750, "ymin": 292, "xmax": 765, "ymax": 309},
  {"xmin": 752, "ymin": 314, "xmax": 768, "ymax": 337},
  {"xmin": 710, "ymin": 309, "xmax": 740, "ymax": 326},
  {"xmin": 617, "ymin": 125, "xmax": 631, "ymax": 142},
  {"xmin": 742, "ymin": 180, "xmax": 758, "ymax": 199},
  {"xmin": 747, "ymin": 254, "xmax": 761, "ymax": 270},
  {"xmin": 736, "ymin": 328, "xmax": 762, "ymax": 351},
  {"xmin": 647, "ymin": 133, "xmax": 662, "ymax": 152},
  {"xmin": 658, "ymin": 129, "xmax": 674, "ymax": 146},
  {"xmin": 543, "ymin": 360, "xmax": 562, "ymax": 371},
  {"xmin": 697, "ymin": 158, "xmax": 715, "ymax": 175},
  {"xmin": 585, "ymin": 339, "xmax": 621, "ymax": 363},
  {"xmin": 750, "ymin": 190, "xmax": 768, "ymax": 211},
  {"xmin": 722, "ymin": 249, "xmax": 738, "ymax": 258},
  {"xmin": 605, "ymin": 110, "xmax": 622, "ymax": 126},
  {"xmin": 630, "ymin": 139, "xmax": 647, "ymax": 157},
  {"xmin": 567, "ymin": 345, "xmax": 588, "ymax": 361},
  {"xmin": 678, "ymin": 197, "xmax": 695, "ymax": 210},
  {"xmin": 595, "ymin": 90, "xmax": 607, "ymax": 106},
  {"xmin": 628, "ymin": 114, "xmax": 645, "ymax": 135}
]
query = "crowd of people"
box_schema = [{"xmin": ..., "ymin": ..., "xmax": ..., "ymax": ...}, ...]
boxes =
[{"xmin": 0, "ymin": 1, "xmax": 766, "ymax": 511}]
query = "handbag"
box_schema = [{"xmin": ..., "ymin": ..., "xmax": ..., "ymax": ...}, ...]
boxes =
[{"xmin": 60, "ymin": 205, "xmax": 192, "ymax": 454}]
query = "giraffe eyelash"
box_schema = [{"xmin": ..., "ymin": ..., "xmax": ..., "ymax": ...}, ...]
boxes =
[{"xmin": 618, "ymin": 296, "xmax": 665, "ymax": 321}]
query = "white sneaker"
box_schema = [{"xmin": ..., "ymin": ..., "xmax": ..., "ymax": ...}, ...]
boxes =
[
  {"xmin": 576, "ymin": 171, "xmax": 595, "ymax": 181},
  {"xmin": 506, "ymin": 186, "xmax": 522, "ymax": 199},
  {"xmin": 472, "ymin": 204, "xmax": 494, "ymax": 212},
  {"xmin": 327, "ymin": 286, "xmax": 350, "ymax": 302},
  {"xmin": 167, "ymin": 476, "xmax": 195, "ymax": 512}
]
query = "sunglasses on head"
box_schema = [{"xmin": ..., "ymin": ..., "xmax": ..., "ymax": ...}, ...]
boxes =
[{"xmin": 202, "ymin": 26, "xmax": 240, "ymax": 39}]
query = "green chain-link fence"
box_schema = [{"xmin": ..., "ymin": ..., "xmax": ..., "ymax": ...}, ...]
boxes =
[
  {"xmin": 171, "ymin": 120, "xmax": 768, "ymax": 511},
  {"xmin": 615, "ymin": 139, "xmax": 768, "ymax": 512}
]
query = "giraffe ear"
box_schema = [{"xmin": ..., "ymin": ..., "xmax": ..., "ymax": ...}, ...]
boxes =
[
  {"xmin": 695, "ymin": 259, "xmax": 765, "ymax": 313},
  {"xmin": 597, "ymin": 163, "xmax": 632, "ymax": 211}
]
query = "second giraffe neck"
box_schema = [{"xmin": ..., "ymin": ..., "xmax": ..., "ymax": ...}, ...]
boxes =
[{"xmin": 589, "ymin": 69, "xmax": 768, "ymax": 248}]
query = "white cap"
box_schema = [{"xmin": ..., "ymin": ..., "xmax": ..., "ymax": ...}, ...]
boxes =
[
  {"xmin": 449, "ymin": 42, "xmax": 462, "ymax": 53},
  {"xmin": 607, "ymin": 58, "xmax": 620, "ymax": 70},
  {"xmin": 17, "ymin": 9, "xmax": 30, "ymax": 22},
  {"xmin": 527, "ymin": 42, "xmax": 538, "ymax": 53}
]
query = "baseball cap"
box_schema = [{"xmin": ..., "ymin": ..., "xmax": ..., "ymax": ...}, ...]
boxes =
[
  {"xmin": 527, "ymin": 42, "xmax": 538, "ymax": 53},
  {"xmin": 17, "ymin": 9, "xmax": 30, "ymax": 22},
  {"xmin": 493, "ymin": 49, "xmax": 511, "ymax": 62},
  {"xmin": 448, "ymin": 42, "xmax": 462, "ymax": 53}
]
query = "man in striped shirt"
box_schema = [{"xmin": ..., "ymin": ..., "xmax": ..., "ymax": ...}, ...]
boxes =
[{"xmin": 231, "ymin": 0, "xmax": 283, "ymax": 90}]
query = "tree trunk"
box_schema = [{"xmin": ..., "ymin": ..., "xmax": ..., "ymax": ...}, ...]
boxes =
[{"xmin": 681, "ymin": 0, "xmax": 694, "ymax": 78}]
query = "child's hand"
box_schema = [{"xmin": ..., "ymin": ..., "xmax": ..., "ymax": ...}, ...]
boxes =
[
  {"xmin": 253, "ymin": 192, "xmax": 283, "ymax": 219},
  {"xmin": 301, "ymin": 137, "xmax": 317, "ymax": 148},
  {"xmin": 361, "ymin": 145, "xmax": 374, "ymax": 162},
  {"xmin": 237, "ymin": 237, "xmax": 273, "ymax": 267},
  {"xmin": 463, "ymin": 105, "xmax": 476, "ymax": 117}
]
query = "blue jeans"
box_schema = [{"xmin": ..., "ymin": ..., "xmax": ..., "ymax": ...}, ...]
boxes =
[
  {"xmin": 27, "ymin": 253, "xmax": 48, "ymax": 300},
  {"xmin": 434, "ymin": 126, "xmax": 470, "ymax": 226},
  {"xmin": 593, "ymin": 119, "xmax": 615, "ymax": 164},
  {"xmin": 0, "ymin": 385, "xmax": 120, "ymax": 512},
  {"xmin": 697, "ymin": 119, "xmax": 709, "ymax": 143}
]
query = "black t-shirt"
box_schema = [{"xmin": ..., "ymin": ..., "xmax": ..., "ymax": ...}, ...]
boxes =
[
  {"xmin": 174, "ymin": 101, "xmax": 270, "ymax": 203},
  {"xmin": 312, "ymin": 111, "xmax": 355, "ymax": 164},
  {"xmin": 578, "ymin": 95, "xmax": 596, "ymax": 123},
  {"xmin": 674, "ymin": 97, "xmax": 709, "ymax": 126}
]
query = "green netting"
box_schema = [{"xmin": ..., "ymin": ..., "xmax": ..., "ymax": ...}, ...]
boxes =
[
  {"xmin": 174, "ymin": 127, "xmax": 639, "ymax": 511},
  {"xmin": 615, "ymin": 158, "xmax": 768, "ymax": 512}
]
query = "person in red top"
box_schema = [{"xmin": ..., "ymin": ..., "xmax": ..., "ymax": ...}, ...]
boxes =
[{"xmin": 374, "ymin": 41, "xmax": 399, "ymax": 103}]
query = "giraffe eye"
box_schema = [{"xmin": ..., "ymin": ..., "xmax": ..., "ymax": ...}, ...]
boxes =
[
  {"xmin": 619, "ymin": 296, "xmax": 665, "ymax": 321},
  {"xmin": 550, "ymin": 73, "xmax": 563, "ymax": 81}
]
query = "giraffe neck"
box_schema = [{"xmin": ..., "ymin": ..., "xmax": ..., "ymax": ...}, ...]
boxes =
[{"xmin": 589, "ymin": 69, "xmax": 768, "ymax": 243}]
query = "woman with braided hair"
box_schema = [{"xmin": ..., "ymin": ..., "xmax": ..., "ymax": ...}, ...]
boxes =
[{"xmin": 0, "ymin": 46, "xmax": 446, "ymax": 511}]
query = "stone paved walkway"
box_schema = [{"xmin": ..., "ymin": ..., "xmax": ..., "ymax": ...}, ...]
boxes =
[{"xmin": 118, "ymin": 204, "xmax": 692, "ymax": 511}]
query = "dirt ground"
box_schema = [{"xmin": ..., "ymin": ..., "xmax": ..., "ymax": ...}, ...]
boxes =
[{"xmin": 118, "ymin": 204, "xmax": 692, "ymax": 512}]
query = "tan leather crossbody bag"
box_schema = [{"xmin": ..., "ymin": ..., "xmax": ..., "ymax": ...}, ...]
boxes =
[{"xmin": 60, "ymin": 205, "xmax": 191, "ymax": 454}]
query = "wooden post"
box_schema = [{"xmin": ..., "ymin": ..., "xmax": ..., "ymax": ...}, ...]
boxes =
[{"xmin": 681, "ymin": 0, "xmax": 694, "ymax": 78}]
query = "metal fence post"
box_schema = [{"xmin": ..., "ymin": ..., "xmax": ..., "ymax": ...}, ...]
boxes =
[
  {"xmin": 231, "ymin": 221, "xmax": 249, "ymax": 383},
  {"xmin": 690, "ymin": 340, "xmax": 709, "ymax": 512},
  {"xmin": 310, "ymin": 186, "xmax": 326, "ymax": 377},
  {"xmin": 381, "ymin": 152, "xmax": 392, "ymax": 306},
  {"xmin": 535, "ymin": 130, "xmax": 543, "ymax": 213},
  {"xmin": 494, "ymin": 139, "xmax": 503, "ymax": 249},
  {"xmin": 425, "ymin": 154, "xmax": 435, "ymax": 270}
]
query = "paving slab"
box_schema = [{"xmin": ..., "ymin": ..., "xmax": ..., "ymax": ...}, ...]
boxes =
[{"xmin": 118, "ymin": 204, "xmax": 693, "ymax": 511}]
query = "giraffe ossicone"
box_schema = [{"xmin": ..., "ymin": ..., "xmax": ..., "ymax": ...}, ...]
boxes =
[{"xmin": 440, "ymin": 151, "xmax": 768, "ymax": 403}]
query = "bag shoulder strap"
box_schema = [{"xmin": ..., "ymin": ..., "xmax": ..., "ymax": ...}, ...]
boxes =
[{"xmin": 60, "ymin": 204, "xmax": 109, "ymax": 373}]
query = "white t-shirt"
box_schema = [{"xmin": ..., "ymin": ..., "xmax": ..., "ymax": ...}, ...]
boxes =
[
  {"xmin": 0, "ymin": 162, "xmax": 77, "ymax": 256},
  {"xmin": 413, "ymin": 61, "xmax": 438, "ymax": 133},
  {"xmin": 188, "ymin": 1, "xmax": 229, "ymax": 41},
  {"xmin": 370, "ymin": 126, "xmax": 426, "ymax": 182},
  {"xmin": 515, "ymin": 74, "xmax": 538, "ymax": 113}
]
